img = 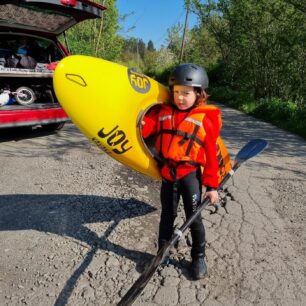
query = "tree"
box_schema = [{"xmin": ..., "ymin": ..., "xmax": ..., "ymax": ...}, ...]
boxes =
[
  {"xmin": 165, "ymin": 24, "xmax": 184, "ymax": 62},
  {"xmin": 64, "ymin": 0, "xmax": 123, "ymax": 61},
  {"xmin": 147, "ymin": 40, "xmax": 155, "ymax": 52},
  {"xmin": 138, "ymin": 39, "xmax": 146, "ymax": 59},
  {"xmin": 281, "ymin": 0, "xmax": 306, "ymax": 14},
  {"xmin": 191, "ymin": 0, "xmax": 306, "ymax": 106},
  {"xmin": 184, "ymin": 25, "xmax": 221, "ymax": 69}
]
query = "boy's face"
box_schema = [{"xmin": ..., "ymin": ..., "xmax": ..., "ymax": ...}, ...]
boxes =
[{"xmin": 173, "ymin": 85, "xmax": 197, "ymax": 110}]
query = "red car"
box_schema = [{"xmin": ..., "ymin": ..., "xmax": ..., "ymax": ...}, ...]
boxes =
[{"xmin": 0, "ymin": 0, "xmax": 106, "ymax": 131}]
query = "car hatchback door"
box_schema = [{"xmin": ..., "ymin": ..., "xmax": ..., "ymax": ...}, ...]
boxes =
[{"xmin": 0, "ymin": 0, "xmax": 106, "ymax": 36}]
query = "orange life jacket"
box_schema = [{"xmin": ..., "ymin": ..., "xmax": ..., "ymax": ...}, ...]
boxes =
[{"xmin": 155, "ymin": 104, "xmax": 222, "ymax": 166}]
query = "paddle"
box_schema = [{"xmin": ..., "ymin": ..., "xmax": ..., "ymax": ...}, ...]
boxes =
[{"xmin": 117, "ymin": 138, "xmax": 268, "ymax": 306}]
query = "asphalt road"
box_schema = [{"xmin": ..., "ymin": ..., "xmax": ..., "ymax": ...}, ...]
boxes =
[{"xmin": 0, "ymin": 105, "xmax": 306, "ymax": 306}]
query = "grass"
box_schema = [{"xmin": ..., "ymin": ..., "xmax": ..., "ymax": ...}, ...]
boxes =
[{"xmin": 210, "ymin": 86, "xmax": 306, "ymax": 139}]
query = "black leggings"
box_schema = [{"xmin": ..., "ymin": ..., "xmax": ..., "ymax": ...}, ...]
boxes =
[{"xmin": 159, "ymin": 169, "xmax": 206, "ymax": 258}]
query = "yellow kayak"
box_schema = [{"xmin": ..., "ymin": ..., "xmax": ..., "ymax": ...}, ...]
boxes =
[
  {"xmin": 53, "ymin": 55, "xmax": 168, "ymax": 179},
  {"xmin": 53, "ymin": 55, "xmax": 231, "ymax": 181}
]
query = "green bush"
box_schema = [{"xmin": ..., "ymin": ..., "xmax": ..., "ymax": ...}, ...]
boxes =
[
  {"xmin": 144, "ymin": 66, "xmax": 174, "ymax": 86},
  {"xmin": 210, "ymin": 86, "xmax": 306, "ymax": 139}
]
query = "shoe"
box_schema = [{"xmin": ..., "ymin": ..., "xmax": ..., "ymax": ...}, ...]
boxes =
[{"xmin": 191, "ymin": 257, "xmax": 207, "ymax": 280}]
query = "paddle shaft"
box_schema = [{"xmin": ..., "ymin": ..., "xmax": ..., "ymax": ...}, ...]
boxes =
[
  {"xmin": 118, "ymin": 163, "xmax": 240, "ymax": 306},
  {"xmin": 118, "ymin": 139, "xmax": 268, "ymax": 306}
]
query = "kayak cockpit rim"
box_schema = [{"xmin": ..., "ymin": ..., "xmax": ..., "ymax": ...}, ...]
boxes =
[{"xmin": 137, "ymin": 102, "xmax": 163, "ymax": 159}]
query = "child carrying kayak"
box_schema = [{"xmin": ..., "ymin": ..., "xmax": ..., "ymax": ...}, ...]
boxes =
[{"xmin": 142, "ymin": 63, "xmax": 221, "ymax": 280}]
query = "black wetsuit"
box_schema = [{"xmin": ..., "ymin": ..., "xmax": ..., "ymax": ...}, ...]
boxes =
[{"xmin": 158, "ymin": 169, "xmax": 205, "ymax": 258}]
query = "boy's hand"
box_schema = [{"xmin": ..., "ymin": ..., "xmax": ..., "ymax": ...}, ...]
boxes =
[{"xmin": 204, "ymin": 190, "xmax": 219, "ymax": 204}]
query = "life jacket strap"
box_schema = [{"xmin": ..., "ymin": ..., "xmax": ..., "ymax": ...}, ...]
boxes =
[
  {"xmin": 185, "ymin": 125, "xmax": 200, "ymax": 156},
  {"xmin": 158, "ymin": 129, "xmax": 204, "ymax": 147}
]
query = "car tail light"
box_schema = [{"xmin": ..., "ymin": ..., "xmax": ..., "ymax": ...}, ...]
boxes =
[{"xmin": 61, "ymin": 0, "xmax": 77, "ymax": 6}]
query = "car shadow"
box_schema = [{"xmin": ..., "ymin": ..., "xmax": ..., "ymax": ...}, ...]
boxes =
[
  {"xmin": 0, "ymin": 194, "xmax": 156, "ymax": 306},
  {"xmin": 0, "ymin": 126, "xmax": 59, "ymax": 142}
]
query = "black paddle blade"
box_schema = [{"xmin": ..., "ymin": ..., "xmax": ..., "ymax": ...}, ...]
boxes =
[
  {"xmin": 235, "ymin": 139, "xmax": 268, "ymax": 165},
  {"xmin": 118, "ymin": 244, "xmax": 171, "ymax": 306}
]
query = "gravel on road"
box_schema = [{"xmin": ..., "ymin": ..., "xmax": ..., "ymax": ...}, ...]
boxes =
[{"xmin": 0, "ymin": 105, "xmax": 305, "ymax": 306}]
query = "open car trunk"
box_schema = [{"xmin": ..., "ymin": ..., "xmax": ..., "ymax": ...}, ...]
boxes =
[
  {"xmin": 0, "ymin": 0, "xmax": 106, "ymax": 36},
  {"xmin": 0, "ymin": 33, "xmax": 65, "ymax": 109},
  {"xmin": 0, "ymin": 0, "xmax": 106, "ymax": 129}
]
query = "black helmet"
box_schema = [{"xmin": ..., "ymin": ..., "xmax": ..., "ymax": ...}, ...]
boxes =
[{"xmin": 168, "ymin": 63, "xmax": 209, "ymax": 89}]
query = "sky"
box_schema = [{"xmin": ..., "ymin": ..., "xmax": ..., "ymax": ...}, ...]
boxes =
[{"xmin": 116, "ymin": 0, "xmax": 198, "ymax": 49}]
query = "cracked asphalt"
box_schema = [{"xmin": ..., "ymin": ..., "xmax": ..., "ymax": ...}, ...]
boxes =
[{"xmin": 0, "ymin": 105, "xmax": 305, "ymax": 306}]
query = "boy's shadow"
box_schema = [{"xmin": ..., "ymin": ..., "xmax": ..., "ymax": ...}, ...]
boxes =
[{"xmin": 0, "ymin": 194, "xmax": 157, "ymax": 306}]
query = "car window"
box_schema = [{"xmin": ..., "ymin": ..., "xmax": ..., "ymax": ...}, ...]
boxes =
[{"xmin": 0, "ymin": 34, "xmax": 63, "ymax": 64}]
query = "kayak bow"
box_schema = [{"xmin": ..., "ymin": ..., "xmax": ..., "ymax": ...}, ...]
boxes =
[{"xmin": 53, "ymin": 55, "xmax": 169, "ymax": 179}]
